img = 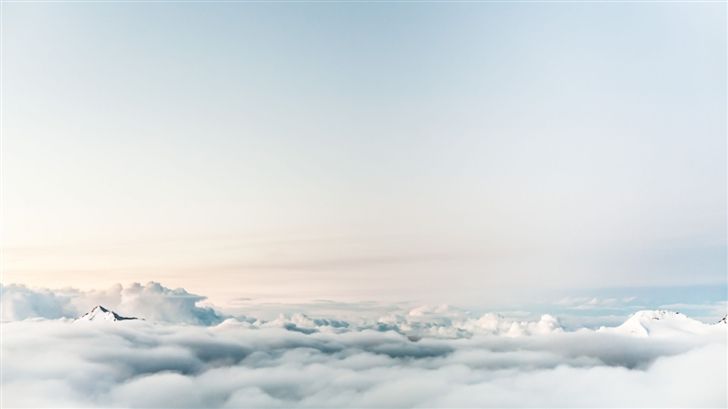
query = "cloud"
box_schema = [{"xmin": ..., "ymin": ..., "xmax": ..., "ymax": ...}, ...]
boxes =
[
  {"xmin": 0, "ymin": 282, "xmax": 224, "ymax": 325},
  {"xmin": 555, "ymin": 296, "xmax": 638, "ymax": 310},
  {"xmin": 0, "ymin": 284, "xmax": 565, "ymax": 336},
  {"xmin": 0, "ymin": 284, "xmax": 77, "ymax": 321},
  {"xmin": 428, "ymin": 343, "xmax": 726, "ymax": 408},
  {"xmin": 1, "ymin": 283, "xmax": 726, "ymax": 407},
  {"xmin": 1, "ymin": 318, "xmax": 725, "ymax": 408}
]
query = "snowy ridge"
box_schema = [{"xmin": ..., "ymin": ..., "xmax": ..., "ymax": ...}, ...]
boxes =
[
  {"xmin": 598, "ymin": 309, "xmax": 722, "ymax": 337},
  {"xmin": 75, "ymin": 305, "xmax": 138, "ymax": 322}
]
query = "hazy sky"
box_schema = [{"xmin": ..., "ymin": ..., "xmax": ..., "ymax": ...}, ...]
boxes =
[{"xmin": 2, "ymin": 2, "xmax": 725, "ymax": 306}]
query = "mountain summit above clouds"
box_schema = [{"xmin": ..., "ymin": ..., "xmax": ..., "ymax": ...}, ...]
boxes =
[
  {"xmin": 75, "ymin": 305, "xmax": 138, "ymax": 322},
  {"xmin": 599, "ymin": 310, "xmax": 721, "ymax": 337}
]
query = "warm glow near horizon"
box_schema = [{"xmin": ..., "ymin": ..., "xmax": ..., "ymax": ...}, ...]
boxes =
[{"xmin": 2, "ymin": 2, "xmax": 725, "ymax": 307}]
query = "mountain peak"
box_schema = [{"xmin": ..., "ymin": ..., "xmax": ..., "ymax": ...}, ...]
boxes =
[
  {"xmin": 600, "ymin": 309, "xmax": 715, "ymax": 337},
  {"xmin": 76, "ymin": 305, "xmax": 138, "ymax": 322}
]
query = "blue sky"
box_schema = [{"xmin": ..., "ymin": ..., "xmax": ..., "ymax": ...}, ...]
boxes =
[{"xmin": 1, "ymin": 2, "xmax": 725, "ymax": 307}]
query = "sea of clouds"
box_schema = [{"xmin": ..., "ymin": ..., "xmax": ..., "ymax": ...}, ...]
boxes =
[{"xmin": 1, "ymin": 282, "xmax": 726, "ymax": 408}]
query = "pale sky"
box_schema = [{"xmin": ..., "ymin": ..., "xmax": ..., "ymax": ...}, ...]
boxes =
[{"xmin": 1, "ymin": 2, "xmax": 725, "ymax": 307}]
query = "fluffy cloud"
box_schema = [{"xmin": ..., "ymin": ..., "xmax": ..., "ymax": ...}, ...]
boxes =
[
  {"xmin": 1, "ymin": 284, "xmax": 726, "ymax": 408},
  {"xmin": 0, "ymin": 284, "xmax": 78, "ymax": 321},
  {"xmin": 555, "ymin": 296, "xmax": 638, "ymax": 310},
  {"xmin": 0, "ymin": 284, "xmax": 565, "ymax": 336},
  {"xmin": 2, "ymin": 318, "xmax": 725, "ymax": 408},
  {"xmin": 0, "ymin": 282, "xmax": 224, "ymax": 325}
]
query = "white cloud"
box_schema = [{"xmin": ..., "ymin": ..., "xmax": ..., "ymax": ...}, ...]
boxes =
[
  {"xmin": 428, "ymin": 343, "xmax": 726, "ymax": 408},
  {"xmin": 0, "ymin": 284, "xmax": 564, "ymax": 336},
  {"xmin": 0, "ymin": 284, "xmax": 77, "ymax": 321},
  {"xmin": 555, "ymin": 296, "xmax": 638, "ymax": 310},
  {"xmin": 0, "ymin": 282, "xmax": 224, "ymax": 325},
  {"xmin": 1, "ymin": 284, "xmax": 726, "ymax": 408},
  {"xmin": 2, "ymin": 318, "xmax": 725, "ymax": 408}
]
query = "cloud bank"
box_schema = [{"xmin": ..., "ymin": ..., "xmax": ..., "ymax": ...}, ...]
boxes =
[
  {"xmin": 1, "ymin": 283, "xmax": 726, "ymax": 408},
  {"xmin": 3, "ymin": 319, "xmax": 725, "ymax": 408},
  {"xmin": 0, "ymin": 282, "xmax": 224, "ymax": 325}
]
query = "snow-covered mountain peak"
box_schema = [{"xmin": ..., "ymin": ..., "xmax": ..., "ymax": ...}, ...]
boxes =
[
  {"xmin": 600, "ymin": 309, "xmax": 716, "ymax": 337},
  {"xmin": 75, "ymin": 305, "xmax": 138, "ymax": 322}
]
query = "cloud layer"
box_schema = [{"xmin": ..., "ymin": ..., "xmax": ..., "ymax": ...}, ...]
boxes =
[
  {"xmin": 1, "ymin": 283, "xmax": 726, "ymax": 408},
  {"xmin": 3, "ymin": 318, "xmax": 726, "ymax": 408}
]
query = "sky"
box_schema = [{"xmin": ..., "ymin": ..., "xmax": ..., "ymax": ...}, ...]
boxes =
[{"xmin": 1, "ymin": 2, "xmax": 726, "ymax": 309}]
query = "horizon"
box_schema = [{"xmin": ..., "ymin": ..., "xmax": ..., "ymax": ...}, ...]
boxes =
[{"xmin": 3, "ymin": 280, "xmax": 726, "ymax": 329}]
